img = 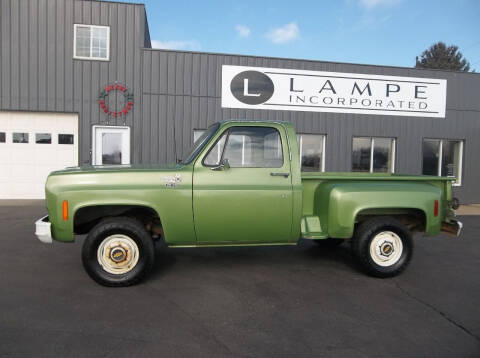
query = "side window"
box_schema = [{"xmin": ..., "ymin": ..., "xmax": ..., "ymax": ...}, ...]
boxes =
[
  {"xmin": 223, "ymin": 133, "xmax": 252, "ymax": 167},
  {"xmin": 297, "ymin": 134, "xmax": 325, "ymax": 172},
  {"xmin": 74, "ymin": 24, "xmax": 110, "ymax": 60},
  {"xmin": 204, "ymin": 126, "xmax": 283, "ymax": 168},
  {"xmin": 36, "ymin": 133, "xmax": 52, "ymax": 144},
  {"xmin": 59, "ymin": 134, "xmax": 74, "ymax": 145},
  {"xmin": 13, "ymin": 132, "xmax": 29, "ymax": 143},
  {"xmin": 352, "ymin": 137, "xmax": 395, "ymax": 173},
  {"xmin": 193, "ymin": 129, "xmax": 205, "ymax": 143},
  {"xmin": 422, "ymin": 139, "xmax": 463, "ymax": 185},
  {"xmin": 204, "ymin": 134, "xmax": 227, "ymax": 166},
  {"xmin": 0, "ymin": 132, "xmax": 5, "ymax": 143}
]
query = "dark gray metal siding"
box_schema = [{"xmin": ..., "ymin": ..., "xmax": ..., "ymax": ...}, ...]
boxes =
[
  {"xmin": 141, "ymin": 49, "xmax": 480, "ymax": 202},
  {"xmin": 0, "ymin": 0, "xmax": 147, "ymax": 164},
  {"xmin": 1, "ymin": 0, "xmax": 479, "ymax": 203}
]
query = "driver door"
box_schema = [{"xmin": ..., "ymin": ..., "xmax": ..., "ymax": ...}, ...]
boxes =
[{"xmin": 192, "ymin": 124, "xmax": 293, "ymax": 244}]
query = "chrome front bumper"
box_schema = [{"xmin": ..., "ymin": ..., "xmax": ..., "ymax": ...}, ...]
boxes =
[
  {"xmin": 35, "ymin": 216, "xmax": 53, "ymax": 244},
  {"xmin": 441, "ymin": 219, "xmax": 463, "ymax": 237}
]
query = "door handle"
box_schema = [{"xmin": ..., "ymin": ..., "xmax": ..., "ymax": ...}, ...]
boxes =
[{"xmin": 270, "ymin": 172, "xmax": 290, "ymax": 178}]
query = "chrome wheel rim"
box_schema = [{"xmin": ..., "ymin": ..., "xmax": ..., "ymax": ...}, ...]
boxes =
[
  {"xmin": 97, "ymin": 234, "xmax": 140, "ymax": 275},
  {"xmin": 369, "ymin": 231, "xmax": 403, "ymax": 267}
]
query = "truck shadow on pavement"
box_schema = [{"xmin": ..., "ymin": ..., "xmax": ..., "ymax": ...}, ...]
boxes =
[{"xmin": 148, "ymin": 239, "xmax": 358, "ymax": 281}]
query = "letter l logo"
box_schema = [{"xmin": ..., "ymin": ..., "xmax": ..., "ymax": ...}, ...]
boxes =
[{"xmin": 243, "ymin": 79, "xmax": 261, "ymax": 97}]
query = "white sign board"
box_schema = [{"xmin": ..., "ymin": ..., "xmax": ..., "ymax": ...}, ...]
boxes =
[{"xmin": 222, "ymin": 65, "xmax": 447, "ymax": 118}]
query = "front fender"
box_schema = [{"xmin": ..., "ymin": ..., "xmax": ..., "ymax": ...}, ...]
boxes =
[
  {"xmin": 49, "ymin": 190, "xmax": 164, "ymax": 242},
  {"xmin": 46, "ymin": 170, "xmax": 196, "ymax": 244}
]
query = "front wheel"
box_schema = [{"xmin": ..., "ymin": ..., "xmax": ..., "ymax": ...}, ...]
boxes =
[
  {"xmin": 352, "ymin": 217, "xmax": 413, "ymax": 278},
  {"xmin": 82, "ymin": 217, "xmax": 155, "ymax": 287}
]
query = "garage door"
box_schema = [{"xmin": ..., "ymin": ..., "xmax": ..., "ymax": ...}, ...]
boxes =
[{"xmin": 0, "ymin": 111, "xmax": 78, "ymax": 199}]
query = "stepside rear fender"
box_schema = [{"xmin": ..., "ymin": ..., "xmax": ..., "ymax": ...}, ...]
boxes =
[{"xmin": 313, "ymin": 181, "xmax": 443, "ymax": 239}]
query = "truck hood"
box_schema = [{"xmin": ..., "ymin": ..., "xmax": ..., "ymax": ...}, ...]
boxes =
[
  {"xmin": 46, "ymin": 163, "xmax": 192, "ymax": 198},
  {"xmin": 50, "ymin": 163, "xmax": 186, "ymax": 176}
]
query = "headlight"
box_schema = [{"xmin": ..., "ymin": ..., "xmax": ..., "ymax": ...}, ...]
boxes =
[{"xmin": 450, "ymin": 197, "xmax": 460, "ymax": 210}]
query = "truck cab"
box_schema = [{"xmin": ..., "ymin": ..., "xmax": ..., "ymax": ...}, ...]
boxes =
[{"xmin": 190, "ymin": 121, "xmax": 300, "ymax": 245}]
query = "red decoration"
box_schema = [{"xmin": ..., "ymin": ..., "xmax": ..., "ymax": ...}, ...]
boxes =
[{"xmin": 98, "ymin": 83, "xmax": 134, "ymax": 118}]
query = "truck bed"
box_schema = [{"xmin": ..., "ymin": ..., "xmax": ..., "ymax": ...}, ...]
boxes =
[
  {"xmin": 299, "ymin": 172, "xmax": 453, "ymax": 240},
  {"xmin": 301, "ymin": 172, "xmax": 453, "ymax": 182}
]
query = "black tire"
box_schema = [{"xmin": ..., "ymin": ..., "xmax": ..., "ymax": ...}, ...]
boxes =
[
  {"xmin": 352, "ymin": 217, "xmax": 413, "ymax": 278},
  {"xmin": 313, "ymin": 238, "xmax": 345, "ymax": 247},
  {"xmin": 82, "ymin": 217, "xmax": 155, "ymax": 287}
]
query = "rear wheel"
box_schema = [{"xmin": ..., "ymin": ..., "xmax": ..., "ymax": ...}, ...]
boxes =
[
  {"xmin": 82, "ymin": 217, "xmax": 155, "ymax": 287},
  {"xmin": 352, "ymin": 217, "xmax": 413, "ymax": 278}
]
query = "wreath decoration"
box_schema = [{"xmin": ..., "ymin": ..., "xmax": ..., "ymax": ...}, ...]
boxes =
[{"xmin": 98, "ymin": 83, "xmax": 134, "ymax": 118}]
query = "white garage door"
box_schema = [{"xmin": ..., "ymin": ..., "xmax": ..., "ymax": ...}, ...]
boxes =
[{"xmin": 0, "ymin": 111, "xmax": 78, "ymax": 199}]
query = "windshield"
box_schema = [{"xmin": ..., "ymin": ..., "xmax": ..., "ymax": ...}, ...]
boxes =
[{"xmin": 181, "ymin": 123, "xmax": 220, "ymax": 164}]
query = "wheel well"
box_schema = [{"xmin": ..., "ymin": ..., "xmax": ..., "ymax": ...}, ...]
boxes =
[
  {"xmin": 355, "ymin": 209, "xmax": 426, "ymax": 233},
  {"xmin": 74, "ymin": 205, "xmax": 161, "ymax": 235}
]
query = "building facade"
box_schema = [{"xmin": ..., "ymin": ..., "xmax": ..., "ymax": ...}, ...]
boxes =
[{"xmin": 1, "ymin": 0, "xmax": 479, "ymax": 201}]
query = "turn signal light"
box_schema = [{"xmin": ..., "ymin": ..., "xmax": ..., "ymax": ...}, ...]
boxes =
[
  {"xmin": 62, "ymin": 200, "xmax": 69, "ymax": 221},
  {"xmin": 434, "ymin": 200, "xmax": 439, "ymax": 217}
]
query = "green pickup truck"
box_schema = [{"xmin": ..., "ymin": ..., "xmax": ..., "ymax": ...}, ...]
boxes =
[{"xmin": 35, "ymin": 120, "xmax": 462, "ymax": 286}]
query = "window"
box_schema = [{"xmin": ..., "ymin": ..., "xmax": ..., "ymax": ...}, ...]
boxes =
[
  {"xmin": 204, "ymin": 126, "xmax": 283, "ymax": 168},
  {"xmin": 204, "ymin": 134, "xmax": 227, "ymax": 166},
  {"xmin": 352, "ymin": 137, "xmax": 395, "ymax": 173},
  {"xmin": 59, "ymin": 134, "xmax": 74, "ymax": 145},
  {"xmin": 13, "ymin": 132, "xmax": 29, "ymax": 143},
  {"xmin": 194, "ymin": 128, "xmax": 228, "ymax": 165},
  {"xmin": 74, "ymin": 24, "xmax": 110, "ymax": 60},
  {"xmin": 36, "ymin": 133, "xmax": 51, "ymax": 144},
  {"xmin": 182, "ymin": 124, "xmax": 220, "ymax": 164},
  {"xmin": 102, "ymin": 133, "xmax": 122, "ymax": 165},
  {"xmin": 422, "ymin": 139, "xmax": 463, "ymax": 185},
  {"xmin": 92, "ymin": 126, "xmax": 130, "ymax": 165},
  {"xmin": 297, "ymin": 134, "xmax": 325, "ymax": 172},
  {"xmin": 0, "ymin": 132, "xmax": 5, "ymax": 143},
  {"xmin": 193, "ymin": 129, "xmax": 205, "ymax": 143}
]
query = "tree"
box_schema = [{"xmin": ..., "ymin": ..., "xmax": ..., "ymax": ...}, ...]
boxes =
[{"xmin": 415, "ymin": 42, "xmax": 471, "ymax": 72}]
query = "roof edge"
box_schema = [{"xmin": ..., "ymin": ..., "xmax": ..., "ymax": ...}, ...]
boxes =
[
  {"xmin": 141, "ymin": 47, "xmax": 479, "ymax": 76},
  {"xmin": 79, "ymin": 0, "xmax": 146, "ymax": 7}
]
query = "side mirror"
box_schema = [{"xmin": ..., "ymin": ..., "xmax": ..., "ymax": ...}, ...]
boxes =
[{"xmin": 211, "ymin": 158, "xmax": 230, "ymax": 171}]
